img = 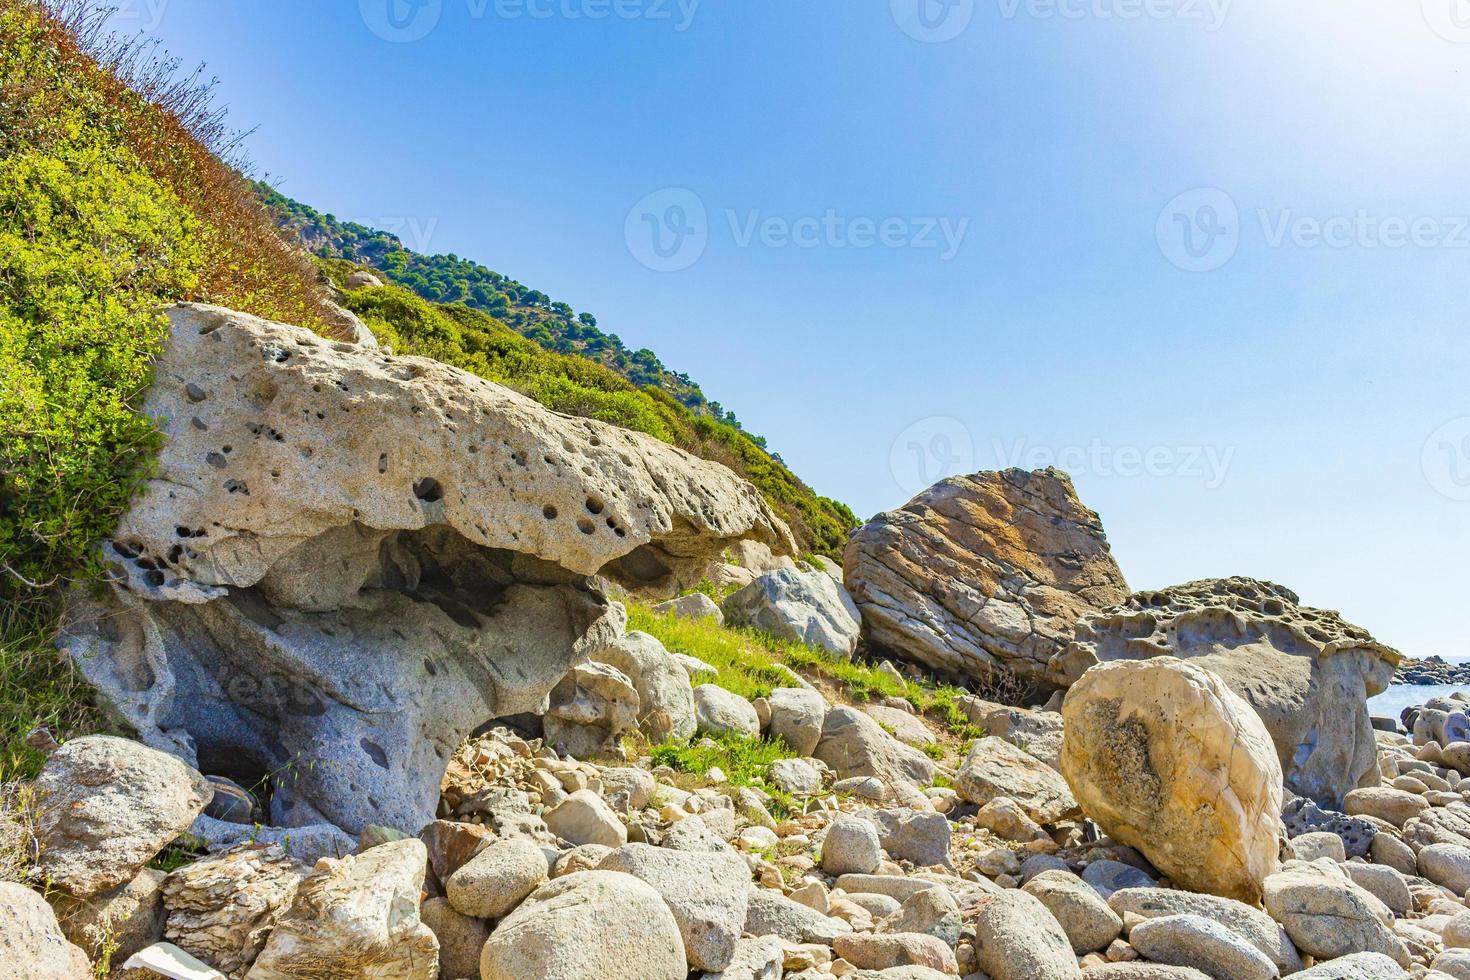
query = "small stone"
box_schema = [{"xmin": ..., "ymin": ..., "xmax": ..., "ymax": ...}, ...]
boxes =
[
  {"xmin": 543, "ymin": 789, "xmax": 627, "ymax": 847},
  {"xmin": 822, "ymin": 815, "xmax": 883, "ymax": 875},
  {"xmin": 420, "ymin": 896, "xmax": 490, "ymax": 980},
  {"xmin": 446, "ymin": 836, "xmax": 548, "ymax": 919},
  {"xmin": 1023, "ymin": 869, "xmax": 1122, "ymax": 954}
]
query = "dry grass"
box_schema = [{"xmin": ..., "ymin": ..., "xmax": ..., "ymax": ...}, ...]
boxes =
[{"xmin": 0, "ymin": 780, "xmax": 40, "ymax": 884}]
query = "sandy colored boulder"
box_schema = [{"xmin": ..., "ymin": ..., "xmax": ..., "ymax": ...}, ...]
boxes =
[
  {"xmin": 480, "ymin": 870, "xmax": 686, "ymax": 980},
  {"xmin": 1023, "ymin": 870, "xmax": 1122, "ymax": 954},
  {"xmin": 419, "ymin": 897, "xmax": 489, "ymax": 980},
  {"xmin": 843, "ymin": 468, "xmax": 1128, "ymax": 691},
  {"xmin": 246, "ymin": 838, "xmax": 438, "ymax": 979},
  {"xmin": 1262, "ymin": 861, "xmax": 1409, "ymax": 967},
  {"xmin": 34, "ymin": 736, "xmax": 212, "ymax": 899},
  {"xmin": 597, "ymin": 842, "xmax": 751, "ymax": 971},
  {"xmin": 0, "ymin": 882, "xmax": 91, "ymax": 979},
  {"xmin": 446, "ymin": 836, "xmax": 548, "ymax": 919},
  {"xmin": 1060, "ymin": 658, "xmax": 1283, "ymax": 904}
]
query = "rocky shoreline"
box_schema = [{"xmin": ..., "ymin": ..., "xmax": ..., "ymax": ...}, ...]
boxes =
[{"xmin": 1396, "ymin": 658, "xmax": 1470, "ymax": 687}]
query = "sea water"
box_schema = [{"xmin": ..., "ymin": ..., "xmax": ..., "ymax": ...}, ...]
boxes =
[{"xmin": 1368, "ymin": 656, "xmax": 1470, "ymax": 721}]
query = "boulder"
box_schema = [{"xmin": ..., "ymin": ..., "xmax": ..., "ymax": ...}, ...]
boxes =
[
  {"xmin": 1022, "ymin": 870, "xmax": 1122, "ymax": 954},
  {"xmin": 418, "ymin": 819, "xmax": 494, "ymax": 885},
  {"xmin": 694, "ymin": 684, "xmax": 761, "ymax": 737},
  {"xmin": 955, "ymin": 736, "xmax": 1077, "ymax": 824},
  {"xmin": 1060, "ymin": 658, "xmax": 1283, "ymax": 903},
  {"xmin": 863, "ymin": 705, "xmax": 936, "ymax": 746},
  {"xmin": 1419, "ymin": 842, "xmax": 1470, "ymax": 894},
  {"xmin": 972, "ymin": 889, "xmax": 1082, "ymax": 980},
  {"xmin": 769, "ymin": 757, "xmax": 824, "ymax": 796},
  {"xmin": 1262, "ymin": 861, "xmax": 1409, "ymax": 966},
  {"xmin": 832, "ymin": 933, "xmax": 958, "ymax": 974},
  {"xmin": 650, "ymin": 592, "xmax": 724, "ymax": 624},
  {"xmin": 1127, "ymin": 913, "xmax": 1277, "ymax": 980},
  {"xmin": 822, "ymin": 815, "xmax": 883, "ymax": 875},
  {"xmin": 160, "ymin": 844, "xmax": 304, "ymax": 976},
  {"xmin": 445, "ymin": 836, "xmax": 548, "ymax": 919},
  {"xmin": 744, "ymin": 887, "xmax": 854, "ymax": 944},
  {"xmin": 957, "ymin": 696, "xmax": 1065, "ymax": 768},
  {"xmin": 542, "ymin": 660, "xmax": 640, "ymax": 758},
  {"xmin": 543, "ymin": 789, "xmax": 626, "ymax": 848},
  {"xmin": 34, "ymin": 736, "xmax": 212, "ymax": 899},
  {"xmin": 1341, "ymin": 863, "xmax": 1412, "ymax": 917},
  {"xmin": 0, "ymin": 882, "xmax": 91, "ymax": 979},
  {"xmin": 597, "ymin": 843, "xmax": 751, "ymax": 971},
  {"xmin": 1082, "ymin": 860, "xmax": 1156, "ymax": 899},
  {"xmin": 480, "ymin": 870, "xmax": 686, "ymax": 980},
  {"xmin": 868, "ymin": 809, "xmax": 951, "ymax": 868},
  {"xmin": 1109, "ymin": 887, "xmax": 1302, "ymax": 974},
  {"xmin": 974, "ymin": 796, "xmax": 1048, "ymax": 842},
  {"xmin": 767, "ymin": 687, "xmax": 828, "ymax": 756},
  {"xmin": 707, "ymin": 935, "xmax": 782, "ymax": 980},
  {"xmin": 877, "ymin": 887, "xmax": 963, "ymax": 945},
  {"xmin": 53, "ymin": 868, "xmax": 167, "ymax": 966},
  {"xmin": 1344, "ymin": 787, "xmax": 1429, "ymax": 828},
  {"xmin": 1290, "ymin": 952, "xmax": 1410, "ymax": 978},
  {"xmin": 843, "ymin": 468, "xmax": 1129, "ymax": 692},
  {"xmin": 1080, "ymin": 967, "xmax": 1210, "ymax": 980},
  {"xmin": 1056, "ymin": 577, "xmax": 1400, "ymax": 808},
  {"xmin": 591, "ymin": 631, "xmax": 697, "ymax": 743},
  {"xmin": 1289, "ymin": 831, "xmax": 1346, "ymax": 863},
  {"xmin": 419, "ymin": 897, "xmax": 489, "ymax": 980},
  {"xmin": 59, "ymin": 303, "xmax": 794, "ymax": 836},
  {"xmin": 814, "ymin": 706, "xmax": 936, "ymax": 786},
  {"xmin": 246, "ymin": 838, "xmax": 438, "ymax": 979},
  {"xmin": 722, "ymin": 567, "xmax": 861, "ymax": 657}
]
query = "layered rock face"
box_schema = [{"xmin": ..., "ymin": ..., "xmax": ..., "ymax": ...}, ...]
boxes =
[
  {"xmin": 1055, "ymin": 577, "xmax": 1400, "ymax": 808},
  {"xmin": 843, "ymin": 468, "xmax": 1129, "ymax": 693},
  {"xmin": 59, "ymin": 304, "xmax": 795, "ymax": 835}
]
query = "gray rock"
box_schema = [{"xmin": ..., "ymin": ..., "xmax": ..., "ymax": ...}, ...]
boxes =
[
  {"xmin": 822, "ymin": 815, "xmax": 883, "ymax": 875},
  {"xmin": 1082, "ymin": 860, "xmax": 1156, "ymax": 899},
  {"xmin": 1023, "ymin": 870, "xmax": 1122, "ymax": 954},
  {"xmin": 1262, "ymin": 862, "xmax": 1409, "ymax": 966},
  {"xmin": 60, "ymin": 304, "xmax": 795, "ymax": 838},
  {"xmin": 593, "ymin": 632, "xmax": 697, "ymax": 743},
  {"xmin": 0, "ymin": 881, "xmax": 91, "ymax": 979},
  {"xmin": 446, "ymin": 836, "xmax": 548, "ymax": 919},
  {"xmin": 543, "ymin": 789, "xmax": 626, "ymax": 848},
  {"xmin": 972, "ymin": 889, "xmax": 1081, "ymax": 980},
  {"xmin": 722, "ymin": 567, "xmax": 861, "ymax": 658},
  {"xmin": 694, "ymin": 685, "xmax": 761, "ymax": 738},
  {"xmin": 1369, "ymin": 833, "xmax": 1417, "ymax": 875},
  {"xmin": 744, "ymin": 886, "xmax": 853, "ymax": 944},
  {"xmin": 1109, "ymin": 886, "xmax": 1302, "ymax": 974},
  {"xmin": 1292, "ymin": 951, "xmax": 1411, "ymax": 978},
  {"xmin": 957, "ymin": 696, "xmax": 1065, "ymax": 768},
  {"xmin": 187, "ymin": 813, "xmax": 353, "ymax": 867},
  {"xmin": 1433, "ymin": 949, "xmax": 1470, "ymax": 980},
  {"xmin": 1420, "ymin": 842, "xmax": 1470, "ymax": 893},
  {"xmin": 862, "ymin": 705, "xmax": 935, "ymax": 747},
  {"xmin": 34, "ymin": 736, "xmax": 212, "ymax": 899},
  {"xmin": 1341, "ymin": 862, "xmax": 1412, "ymax": 916},
  {"xmin": 1282, "ymin": 795, "xmax": 1378, "ymax": 858},
  {"xmin": 543, "ymin": 661, "xmax": 640, "ymax": 758},
  {"xmin": 955, "ymin": 736, "xmax": 1077, "ymax": 824},
  {"xmin": 598, "ymin": 843, "xmax": 750, "ymax": 972},
  {"xmin": 651, "ymin": 592, "xmax": 724, "ymax": 625},
  {"xmin": 1127, "ymin": 913, "xmax": 1277, "ymax": 980},
  {"xmin": 767, "ymin": 687, "xmax": 828, "ymax": 756},
  {"xmin": 702, "ymin": 935, "xmax": 782, "ymax": 980},
  {"xmin": 1291, "ymin": 831, "xmax": 1347, "ymax": 862},
  {"xmin": 420, "ymin": 897, "xmax": 490, "ymax": 980},
  {"xmin": 831, "ymin": 932, "xmax": 958, "ymax": 974},
  {"xmin": 877, "ymin": 886, "xmax": 962, "ymax": 946},
  {"xmin": 247, "ymin": 838, "xmax": 438, "ymax": 979},
  {"xmin": 480, "ymin": 870, "xmax": 687, "ymax": 980},
  {"xmin": 865, "ymin": 809, "xmax": 951, "ymax": 868},
  {"xmin": 768, "ymin": 758, "xmax": 823, "ymax": 795},
  {"xmin": 1080, "ymin": 967, "xmax": 1210, "ymax": 980},
  {"xmin": 53, "ymin": 868, "xmax": 166, "ymax": 966},
  {"xmin": 833, "ymin": 874, "xmax": 941, "ymax": 903},
  {"xmin": 814, "ymin": 706, "xmax": 935, "ymax": 786}
]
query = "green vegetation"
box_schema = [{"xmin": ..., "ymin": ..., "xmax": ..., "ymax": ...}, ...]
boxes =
[
  {"xmin": 0, "ymin": 0, "xmax": 332, "ymax": 779},
  {"xmin": 650, "ymin": 731, "xmax": 799, "ymax": 813},
  {"xmin": 627, "ymin": 604, "xmax": 985, "ymax": 742},
  {"xmin": 329, "ymin": 267, "xmax": 857, "ymax": 555}
]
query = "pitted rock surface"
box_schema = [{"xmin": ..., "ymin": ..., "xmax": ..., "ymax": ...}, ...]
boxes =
[
  {"xmin": 843, "ymin": 468, "xmax": 1128, "ymax": 692},
  {"xmin": 59, "ymin": 304, "xmax": 794, "ymax": 835},
  {"xmin": 1056, "ymin": 576, "xmax": 1400, "ymax": 807}
]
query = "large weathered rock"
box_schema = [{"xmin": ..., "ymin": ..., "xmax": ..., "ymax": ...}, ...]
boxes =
[
  {"xmin": 971, "ymin": 890, "xmax": 1081, "ymax": 980},
  {"xmin": 246, "ymin": 838, "xmax": 438, "ymax": 979},
  {"xmin": 161, "ymin": 844, "xmax": 304, "ymax": 977},
  {"xmin": 1108, "ymin": 887, "xmax": 1302, "ymax": 974},
  {"xmin": 843, "ymin": 468, "xmax": 1128, "ymax": 691},
  {"xmin": 590, "ymin": 631, "xmax": 696, "ymax": 743},
  {"xmin": 723, "ymin": 567, "xmax": 861, "ymax": 657},
  {"xmin": 542, "ymin": 660, "xmax": 640, "ymax": 758},
  {"xmin": 1060, "ymin": 658, "xmax": 1283, "ymax": 904},
  {"xmin": 480, "ymin": 870, "xmax": 687, "ymax": 980},
  {"xmin": 59, "ymin": 303, "xmax": 794, "ymax": 836},
  {"xmin": 813, "ymin": 706, "xmax": 935, "ymax": 786},
  {"xmin": 1056, "ymin": 577, "xmax": 1400, "ymax": 808},
  {"xmin": 597, "ymin": 843, "xmax": 751, "ymax": 971},
  {"xmin": 957, "ymin": 696, "xmax": 1064, "ymax": 768},
  {"xmin": 35, "ymin": 736, "xmax": 212, "ymax": 898},
  {"xmin": 1262, "ymin": 861, "xmax": 1409, "ymax": 966},
  {"xmin": 954, "ymin": 736, "xmax": 1078, "ymax": 824},
  {"xmin": 1128, "ymin": 913, "xmax": 1277, "ymax": 980},
  {"xmin": 0, "ymin": 882, "xmax": 91, "ymax": 979},
  {"xmin": 767, "ymin": 687, "xmax": 828, "ymax": 756}
]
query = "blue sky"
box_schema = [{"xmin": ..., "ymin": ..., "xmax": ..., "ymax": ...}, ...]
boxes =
[{"xmin": 123, "ymin": 0, "xmax": 1470, "ymax": 657}]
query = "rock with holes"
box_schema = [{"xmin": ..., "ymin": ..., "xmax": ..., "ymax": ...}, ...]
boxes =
[
  {"xmin": 842, "ymin": 468, "xmax": 1129, "ymax": 693},
  {"xmin": 589, "ymin": 631, "xmax": 696, "ymax": 743},
  {"xmin": 722, "ymin": 567, "xmax": 862, "ymax": 658},
  {"xmin": 1055, "ymin": 577, "xmax": 1400, "ymax": 808},
  {"xmin": 246, "ymin": 838, "xmax": 438, "ymax": 979},
  {"xmin": 57, "ymin": 303, "xmax": 794, "ymax": 836},
  {"xmin": 1060, "ymin": 657, "xmax": 1283, "ymax": 904},
  {"xmin": 542, "ymin": 661, "xmax": 641, "ymax": 758},
  {"xmin": 34, "ymin": 736, "xmax": 213, "ymax": 899}
]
